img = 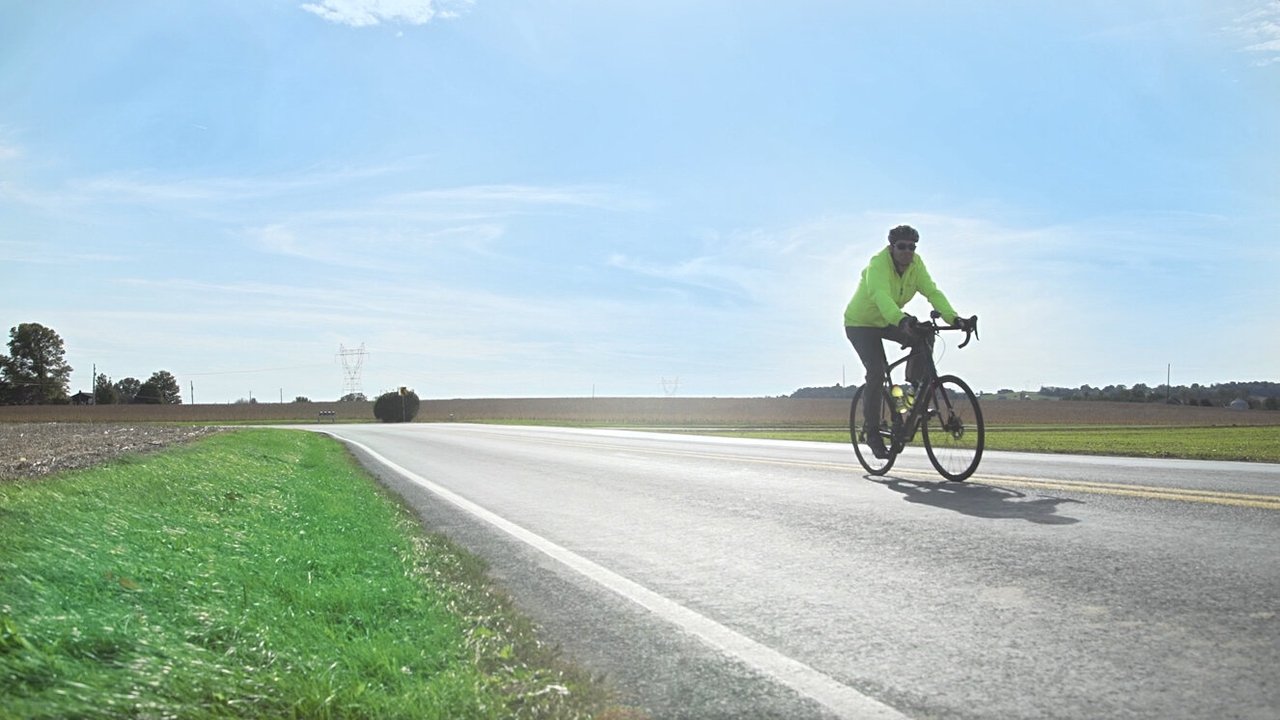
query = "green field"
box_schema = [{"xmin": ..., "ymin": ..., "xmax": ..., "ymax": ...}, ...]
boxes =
[
  {"xmin": 0, "ymin": 429, "xmax": 627, "ymax": 720},
  {"xmin": 684, "ymin": 425, "xmax": 1280, "ymax": 464}
]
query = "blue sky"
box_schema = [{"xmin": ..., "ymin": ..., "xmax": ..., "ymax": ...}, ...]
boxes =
[{"xmin": 3, "ymin": 0, "xmax": 1278, "ymax": 402}]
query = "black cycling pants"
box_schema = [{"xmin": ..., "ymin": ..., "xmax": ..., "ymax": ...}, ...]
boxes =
[{"xmin": 845, "ymin": 325, "xmax": 935, "ymax": 428}]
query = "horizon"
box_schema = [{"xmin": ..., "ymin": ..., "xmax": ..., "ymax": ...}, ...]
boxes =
[
  {"xmin": 63, "ymin": 376, "xmax": 1280, "ymax": 405},
  {"xmin": 4, "ymin": 1, "xmax": 1278, "ymax": 403}
]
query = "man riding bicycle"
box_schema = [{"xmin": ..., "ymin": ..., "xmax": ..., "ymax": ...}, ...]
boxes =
[{"xmin": 844, "ymin": 225, "xmax": 971, "ymax": 459}]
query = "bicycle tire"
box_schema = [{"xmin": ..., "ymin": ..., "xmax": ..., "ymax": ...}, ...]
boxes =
[
  {"xmin": 921, "ymin": 374, "xmax": 984, "ymax": 481},
  {"xmin": 849, "ymin": 384, "xmax": 896, "ymax": 475}
]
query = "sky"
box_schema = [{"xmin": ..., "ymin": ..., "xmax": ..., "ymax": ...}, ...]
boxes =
[{"xmin": 2, "ymin": 0, "xmax": 1278, "ymax": 403}]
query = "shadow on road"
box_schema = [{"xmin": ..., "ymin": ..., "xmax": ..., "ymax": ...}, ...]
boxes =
[{"xmin": 869, "ymin": 476, "xmax": 1084, "ymax": 525}]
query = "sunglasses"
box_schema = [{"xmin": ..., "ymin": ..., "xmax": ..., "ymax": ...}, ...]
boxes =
[{"xmin": 893, "ymin": 242, "xmax": 917, "ymax": 251}]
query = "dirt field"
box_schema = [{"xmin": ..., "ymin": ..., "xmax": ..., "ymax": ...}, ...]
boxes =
[
  {"xmin": 1, "ymin": 396, "xmax": 1276, "ymax": 427},
  {"xmin": 0, "ymin": 424, "xmax": 223, "ymax": 481}
]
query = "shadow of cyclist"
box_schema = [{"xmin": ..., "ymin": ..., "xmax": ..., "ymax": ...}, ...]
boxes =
[{"xmin": 869, "ymin": 476, "xmax": 1083, "ymax": 525}]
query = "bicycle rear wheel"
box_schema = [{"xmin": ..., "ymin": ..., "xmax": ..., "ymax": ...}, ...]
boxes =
[
  {"xmin": 921, "ymin": 374, "xmax": 984, "ymax": 481},
  {"xmin": 850, "ymin": 384, "xmax": 895, "ymax": 475}
]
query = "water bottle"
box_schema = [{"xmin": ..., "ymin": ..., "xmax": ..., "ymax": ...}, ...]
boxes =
[
  {"xmin": 891, "ymin": 385, "xmax": 907, "ymax": 415},
  {"xmin": 902, "ymin": 384, "xmax": 915, "ymax": 411}
]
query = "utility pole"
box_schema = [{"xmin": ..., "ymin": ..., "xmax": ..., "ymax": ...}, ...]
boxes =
[{"xmin": 190, "ymin": 381, "xmax": 195, "ymax": 405}]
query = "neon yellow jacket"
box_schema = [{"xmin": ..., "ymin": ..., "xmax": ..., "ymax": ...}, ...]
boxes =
[{"xmin": 843, "ymin": 247, "xmax": 958, "ymax": 327}]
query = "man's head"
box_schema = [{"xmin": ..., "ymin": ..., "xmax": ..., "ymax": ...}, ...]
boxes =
[{"xmin": 888, "ymin": 225, "xmax": 918, "ymax": 266}]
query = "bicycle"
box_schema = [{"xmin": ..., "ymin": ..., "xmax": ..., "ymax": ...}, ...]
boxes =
[{"xmin": 849, "ymin": 311, "xmax": 985, "ymax": 481}]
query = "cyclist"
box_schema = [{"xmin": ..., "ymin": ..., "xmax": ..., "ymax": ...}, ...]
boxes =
[{"xmin": 844, "ymin": 225, "xmax": 969, "ymax": 459}]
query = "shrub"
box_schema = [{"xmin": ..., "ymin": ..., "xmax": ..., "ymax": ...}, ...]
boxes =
[{"xmin": 374, "ymin": 389, "xmax": 420, "ymax": 423}]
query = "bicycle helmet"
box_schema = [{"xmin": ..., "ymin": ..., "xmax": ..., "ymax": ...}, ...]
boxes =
[{"xmin": 888, "ymin": 225, "xmax": 919, "ymax": 244}]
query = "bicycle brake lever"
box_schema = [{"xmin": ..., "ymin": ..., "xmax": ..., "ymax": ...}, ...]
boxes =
[{"xmin": 957, "ymin": 315, "xmax": 978, "ymax": 348}]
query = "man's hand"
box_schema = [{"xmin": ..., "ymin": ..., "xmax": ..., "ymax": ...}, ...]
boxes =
[{"xmin": 897, "ymin": 315, "xmax": 918, "ymax": 333}]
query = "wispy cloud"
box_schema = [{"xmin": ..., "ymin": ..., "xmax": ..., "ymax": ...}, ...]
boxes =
[
  {"xmin": 241, "ymin": 181, "xmax": 643, "ymax": 269},
  {"xmin": 0, "ymin": 165, "xmax": 405, "ymax": 221},
  {"xmin": 71, "ymin": 164, "xmax": 401, "ymax": 205},
  {"xmin": 0, "ymin": 240, "xmax": 126, "ymax": 265},
  {"xmin": 247, "ymin": 220, "xmax": 505, "ymax": 269},
  {"xmin": 300, "ymin": 0, "xmax": 473, "ymax": 27},
  {"xmin": 607, "ymin": 253, "xmax": 763, "ymax": 300},
  {"xmin": 1227, "ymin": 2, "xmax": 1280, "ymax": 66},
  {"xmin": 385, "ymin": 183, "xmax": 648, "ymax": 211}
]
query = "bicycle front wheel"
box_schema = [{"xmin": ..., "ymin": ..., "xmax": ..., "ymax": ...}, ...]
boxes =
[
  {"xmin": 850, "ymin": 384, "xmax": 895, "ymax": 475},
  {"xmin": 921, "ymin": 374, "xmax": 984, "ymax": 481}
]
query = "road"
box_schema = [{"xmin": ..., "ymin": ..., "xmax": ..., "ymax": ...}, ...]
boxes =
[{"xmin": 314, "ymin": 423, "xmax": 1280, "ymax": 720}]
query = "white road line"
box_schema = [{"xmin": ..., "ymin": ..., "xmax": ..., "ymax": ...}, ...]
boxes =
[{"xmin": 332, "ymin": 433, "xmax": 908, "ymax": 720}]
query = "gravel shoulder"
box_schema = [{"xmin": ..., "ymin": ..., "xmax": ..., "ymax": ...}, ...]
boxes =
[{"xmin": 0, "ymin": 423, "xmax": 224, "ymax": 481}]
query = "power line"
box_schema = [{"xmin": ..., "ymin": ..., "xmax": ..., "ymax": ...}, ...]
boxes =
[{"xmin": 180, "ymin": 363, "xmax": 331, "ymax": 377}]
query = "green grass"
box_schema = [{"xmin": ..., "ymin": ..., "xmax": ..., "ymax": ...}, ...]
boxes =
[
  {"xmin": 0, "ymin": 429, "xmax": 625, "ymax": 719},
  {"xmin": 675, "ymin": 425, "xmax": 1280, "ymax": 464},
  {"xmin": 984, "ymin": 425, "xmax": 1280, "ymax": 463}
]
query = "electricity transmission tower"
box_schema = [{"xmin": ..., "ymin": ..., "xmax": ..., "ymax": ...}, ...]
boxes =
[
  {"xmin": 661, "ymin": 376, "xmax": 680, "ymax": 397},
  {"xmin": 337, "ymin": 343, "xmax": 367, "ymax": 399}
]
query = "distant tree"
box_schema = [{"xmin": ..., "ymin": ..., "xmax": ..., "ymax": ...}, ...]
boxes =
[
  {"xmin": 135, "ymin": 370, "xmax": 182, "ymax": 404},
  {"xmin": 94, "ymin": 373, "xmax": 120, "ymax": 405},
  {"xmin": 789, "ymin": 384, "xmax": 855, "ymax": 399},
  {"xmin": 0, "ymin": 323, "xmax": 73, "ymax": 405},
  {"xmin": 114, "ymin": 377, "xmax": 142, "ymax": 404},
  {"xmin": 1265, "ymin": 397, "xmax": 1278, "ymax": 411},
  {"xmin": 374, "ymin": 389, "xmax": 420, "ymax": 423},
  {"xmin": 293, "ymin": 396, "xmax": 311, "ymax": 403},
  {"xmin": 234, "ymin": 397, "xmax": 259, "ymax": 405},
  {"xmin": 339, "ymin": 392, "xmax": 367, "ymax": 402}
]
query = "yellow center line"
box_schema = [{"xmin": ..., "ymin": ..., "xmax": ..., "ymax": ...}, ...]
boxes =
[
  {"xmin": 886, "ymin": 470, "xmax": 1280, "ymax": 510},
  {"xmin": 476, "ymin": 430, "xmax": 1280, "ymax": 511}
]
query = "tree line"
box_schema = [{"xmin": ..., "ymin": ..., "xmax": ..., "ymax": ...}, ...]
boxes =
[
  {"xmin": 0, "ymin": 322, "xmax": 182, "ymax": 405},
  {"xmin": 1, "ymin": 322, "xmax": 374, "ymax": 407},
  {"xmin": 791, "ymin": 381, "xmax": 1280, "ymax": 409},
  {"xmin": 94, "ymin": 370, "xmax": 182, "ymax": 405},
  {"xmin": 1036, "ymin": 383, "xmax": 1280, "ymax": 409}
]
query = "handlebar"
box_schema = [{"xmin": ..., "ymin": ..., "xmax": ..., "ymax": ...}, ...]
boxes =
[{"xmin": 925, "ymin": 310, "xmax": 980, "ymax": 348}]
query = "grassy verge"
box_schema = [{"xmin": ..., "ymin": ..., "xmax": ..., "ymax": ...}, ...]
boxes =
[
  {"xmin": 984, "ymin": 425, "xmax": 1280, "ymax": 463},
  {"xmin": 670, "ymin": 425, "xmax": 1280, "ymax": 464},
  {"xmin": 0, "ymin": 429, "xmax": 631, "ymax": 719}
]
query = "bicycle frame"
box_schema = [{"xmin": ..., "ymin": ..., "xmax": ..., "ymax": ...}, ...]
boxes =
[
  {"xmin": 881, "ymin": 353, "xmax": 937, "ymax": 452},
  {"xmin": 873, "ymin": 313, "xmax": 977, "ymax": 453}
]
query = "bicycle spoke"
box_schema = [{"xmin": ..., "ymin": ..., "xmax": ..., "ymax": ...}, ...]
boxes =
[
  {"xmin": 849, "ymin": 384, "xmax": 896, "ymax": 475},
  {"xmin": 922, "ymin": 375, "xmax": 985, "ymax": 481}
]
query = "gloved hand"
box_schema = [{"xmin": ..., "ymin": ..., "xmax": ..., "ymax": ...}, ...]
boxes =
[{"xmin": 897, "ymin": 315, "xmax": 917, "ymax": 332}]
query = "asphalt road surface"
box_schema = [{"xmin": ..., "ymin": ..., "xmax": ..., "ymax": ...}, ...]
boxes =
[{"xmin": 313, "ymin": 423, "xmax": 1280, "ymax": 720}]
